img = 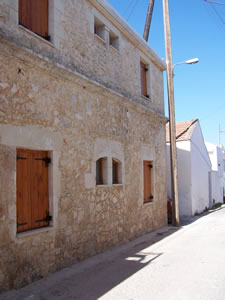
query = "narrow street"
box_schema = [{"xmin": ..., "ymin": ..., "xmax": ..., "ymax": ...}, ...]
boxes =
[{"xmin": 1, "ymin": 206, "xmax": 225, "ymax": 300}]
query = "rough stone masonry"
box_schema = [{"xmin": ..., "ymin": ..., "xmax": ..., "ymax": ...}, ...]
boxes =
[{"xmin": 0, "ymin": 0, "xmax": 167, "ymax": 291}]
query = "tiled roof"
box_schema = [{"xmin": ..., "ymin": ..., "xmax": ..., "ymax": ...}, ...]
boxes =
[{"xmin": 166, "ymin": 119, "xmax": 198, "ymax": 143}]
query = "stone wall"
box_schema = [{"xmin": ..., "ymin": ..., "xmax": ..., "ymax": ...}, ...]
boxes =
[{"xmin": 0, "ymin": 0, "xmax": 167, "ymax": 292}]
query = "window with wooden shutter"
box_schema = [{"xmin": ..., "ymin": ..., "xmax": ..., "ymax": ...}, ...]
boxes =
[
  {"xmin": 140, "ymin": 61, "xmax": 149, "ymax": 98},
  {"xmin": 112, "ymin": 159, "xmax": 119, "ymax": 184},
  {"xmin": 143, "ymin": 160, "xmax": 153, "ymax": 203},
  {"xmin": 96, "ymin": 158, "xmax": 104, "ymax": 185},
  {"xmin": 17, "ymin": 149, "xmax": 51, "ymax": 233},
  {"xmin": 19, "ymin": 0, "xmax": 49, "ymax": 40}
]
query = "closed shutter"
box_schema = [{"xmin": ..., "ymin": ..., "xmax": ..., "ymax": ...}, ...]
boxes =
[
  {"xmin": 143, "ymin": 160, "xmax": 153, "ymax": 203},
  {"xmin": 96, "ymin": 158, "xmax": 103, "ymax": 185},
  {"xmin": 17, "ymin": 149, "xmax": 32, "ymax": 232},
  {"xmin": 19, "ymin": 0, "xmax": 49, "ymax": 40},
  {"xmin": 17, "ymin": 149, "xmax": 50, "ymax": 233},
  {"xmin": 140, "ymin": 62, "xmax": 147, "ymax": 97},
  {"xmin": 112, "ymin": 159, "xmax": 119, "ymax": 184}
]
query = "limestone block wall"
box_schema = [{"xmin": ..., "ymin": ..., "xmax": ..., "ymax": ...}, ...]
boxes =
[
  {"xmin": 0, "ymin": 0, "xmax": 167, "ymax": 292},
  {"xmin": 0, "ymin": 0, "xmax": 165, "ymax": 115},
  {"xmin": 0, "ymin": 38, "xmax": 167, "ymax": 291}
]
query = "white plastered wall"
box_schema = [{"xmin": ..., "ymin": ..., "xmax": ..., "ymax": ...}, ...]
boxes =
[
  {"xmin": 167, "ymin": 141, "xmax": 192, "ymax": 216},
  {"xmin": 191, "ymin": 123, "xmax": 211, "ymax": 215}
]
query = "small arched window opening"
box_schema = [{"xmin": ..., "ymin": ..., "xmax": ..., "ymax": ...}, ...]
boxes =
[
  {"xmin": 96, "ymin": 157, "xmax": 107, "ymax": 185},
  {"xmin": 112, "ymin": 158, "xmax": 122, "ymax": 184}
]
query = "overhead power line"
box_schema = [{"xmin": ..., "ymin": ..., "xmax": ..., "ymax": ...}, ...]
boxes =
[
  {"xmin": 127, "ymin": 0, "xmax": 141, "ymax": 21},
  {"xmin": 204, "ymin": 0, "xmax": 225, "ymax": 6}
]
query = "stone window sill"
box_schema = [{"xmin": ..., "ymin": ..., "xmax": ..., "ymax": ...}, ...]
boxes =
[
  {"xmin": 16, "ymin": 226, "xmax": 54, "ymax": 238},
  {"xmin": 96, "ymin": 184, "xmax": 109, "ymax": 188},
  {"xmin": 18, "ymin": 25, "xmax": 55, "ymax": 48},
  {"xmin": 94, "ymin": 34, "xmax": 106, "ymax": 44},
  {"xmin": 141, "ymin": 95, "xmax": 152, "ymax": 102},
  {"xmin": 110, "ymin": 45, "xmax": 120, "ymax": 55},
  {"xmin": 143, "ymin": 200, "xmax": 154, "ymax": 206}
]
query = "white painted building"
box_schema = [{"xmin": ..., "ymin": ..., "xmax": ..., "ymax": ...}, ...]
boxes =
[
  {"xmin": 205, "ymin": 142, "xmax": 225, "ymax": 205},
  {"xmin": 166, "ymin": 120, "xmax": 211, "ymax": 217}
]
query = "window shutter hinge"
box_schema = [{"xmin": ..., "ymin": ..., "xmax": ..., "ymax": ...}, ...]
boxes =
[
  {"xmin": 148, "ymin": 164, "xmax": 153, "ymax": 168},
  {"xmin": 149, "ymin": 195, "xmax": 154, "ymax": 200},
  {"xmin": 34, "ymin": 157, "xmax": 51, "ymax": 166},
  {"xmin": 17, "ymin": 222, "xmax": 28, "ymax": 227},
  {"xmin": 36, "ymin": 214, "xmax": 52, "ymax": 223},
  {"xmin": 17, "ymin": 156, "xmax": 27, "ymax": 160},
  {"xmin": 145, "ymin": 67, "xmax": 148, "ymax": 72}
]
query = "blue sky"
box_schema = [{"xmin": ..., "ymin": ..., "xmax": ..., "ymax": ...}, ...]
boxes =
[{"xmin": 108, "ymin": 0, "xmax": 225, "ymax": 146}]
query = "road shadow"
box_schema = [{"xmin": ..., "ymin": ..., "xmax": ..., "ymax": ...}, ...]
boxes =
[{"xmin": 0, "ymin": 226, "xmax": 180, "ymax": 300}]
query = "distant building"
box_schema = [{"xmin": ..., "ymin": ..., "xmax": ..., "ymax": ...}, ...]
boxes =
[
  {"xmin": 205, "ymin": 142, "xmax": 225, "ymax": 205},
  {"xmin": 166, "ymin": 120, "xmax": 211, "ymax": 216},
  {"xmin": 0, "ymin": 0, "xmax": 167, "ymax": 291}
]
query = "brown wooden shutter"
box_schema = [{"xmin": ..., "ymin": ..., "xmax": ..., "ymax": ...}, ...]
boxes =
[
  {"xmin": 31, "ymin": 150, "xmax": 49, "ymax": 230},
  {"xmin": 17, "ymin": 149, "xmax": 32, "ymax": 232},
  {"xmin": 112, "ymin": 159, "xmax": 119, "ymax": 184},
  {"xmin": 19, "ymin": 0, "xmax": 49, "ymax": 40},
  {"xmin": 140, "ymin": 62, "xmax": 147, "ymax": 97},
  {"xmin": 143, "ymin": 160, "xmax": 152, "ymax": 203},
  {"xmin": 96, "ymin": 158, "xmax": 103, "ymax": 185},
  {"xmin": 17, "ymin": 149, "xmax": 50, "ymax": 233}
]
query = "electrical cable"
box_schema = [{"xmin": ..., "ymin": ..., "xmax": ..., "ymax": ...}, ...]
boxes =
[
  {"xmin": 203, "ymin": 0, "xmax": 225, "ymax": 33},
  {"xmin": 204, "ymin": 0, "xmax": 225, "ymax": 6},
  {"xmin": 122, "ymin": 0, "xmax": 136, "ymax": 18},
  {"xmin": 127, "ymin": 0, "xmax": 141, "ymax": 21},
  {"xmin": 210, "ymin": 2, "xmax": 225, "ymax": 25}
]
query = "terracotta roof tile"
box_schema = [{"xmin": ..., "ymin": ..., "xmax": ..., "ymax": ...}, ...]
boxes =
[{"xmin": 166, "ymin": 119, "xmax": 198, "ymax": 143}]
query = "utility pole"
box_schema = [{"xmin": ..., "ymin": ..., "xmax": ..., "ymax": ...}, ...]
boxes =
[
  {"xmin": 143, "ymin": 0, "xmax": 155, "ymax": 41},
  {"xmin": 162, "ymin": 0, "xmax": 180, "ymax": 226}
]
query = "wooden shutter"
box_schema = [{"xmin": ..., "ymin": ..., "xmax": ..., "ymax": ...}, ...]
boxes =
[
  {"xmin": 17, "ymin": 149, "xmax": 32, "ymax": 232},
  {"xmin": 96, "ymin": 158, "xmax": 103, "ymax": 185},
  {"xmin": 17, "ymin": 149, "xmax": 50, "ymax": 233},
  {"xmin": 19, "ymin": 0, "xmax": 49, "ymax": 40},
  {"xmin": 31, "ymin": 150, "xmax": 49, "ymax": 230},
  {"xmin": 112, "ymin": 159, "xmax": 119, "ymax": 184},
  {"xmin": 143, "ymin": 160, "xmax": 153, "ymax": 203},
  {"xmin": 140, "ymin": 62, "xmax": 148, "ymax": 97}
]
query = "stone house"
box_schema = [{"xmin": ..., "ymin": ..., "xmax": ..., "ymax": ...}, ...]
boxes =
[
  {"xmin": 0, "ymin": 0, "xmax": 167, "ymax": 291},
  {"xmin": 166, "ymin": 120, "xmax": 211, "ymax": 217}
]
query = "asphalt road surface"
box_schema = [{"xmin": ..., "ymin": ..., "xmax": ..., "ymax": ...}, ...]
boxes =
[{"xmin": 1, "ymin": 206, "xmax": 225, "ymax": 300}]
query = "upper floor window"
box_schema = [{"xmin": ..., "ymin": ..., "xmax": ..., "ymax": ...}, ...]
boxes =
[
  {"xmin": 112, "ymin": 158, "xmax": 122, "ymax": 184},
  {"xmin": 94, "ymin": 17, "xmax": 106, "ymax": 41},
  {"xmin": 96, "ymin": 157, "xmax": 108, "ymax": 185},
  {"xmin": 109, "ymin": 30, "xmax": 119, "ymax": 51},
  {"xmin": 140, "ymin": 61, "xmax": 149, "ymax": 98},
  {"xmin": 19, "ymin": 0, "xmax": 50, "ymax": 41},
  {"xmin": 143, "ymin": 160, "xmax": 153, "ymax": 203}
]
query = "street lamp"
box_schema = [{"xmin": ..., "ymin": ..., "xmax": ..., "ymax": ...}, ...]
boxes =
[
  {"xmin": 173, "ymin": 58, "xmax": 199, "ymax": 69},
  {"xmin": 173, "ymin": 58, "xmax": 199, "ymax": 76}
]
